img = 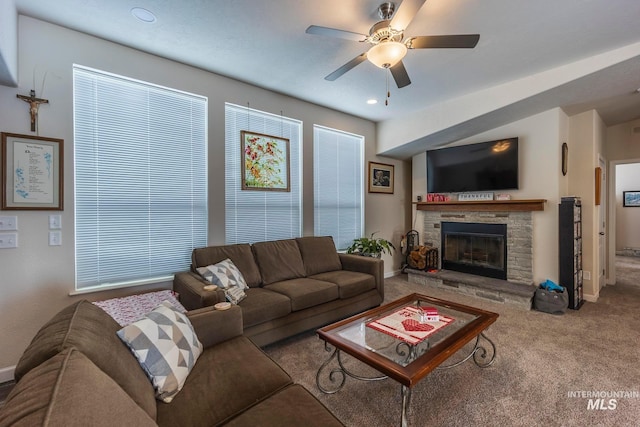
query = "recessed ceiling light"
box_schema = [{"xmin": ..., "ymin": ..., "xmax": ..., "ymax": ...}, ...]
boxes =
[
  {"xmin": 131, "ymin": 7, "xmax": 157, "ymax": 23},
  {"xmin": 367, "ymin": 99, "xmax": 378, "ymax": 105}
]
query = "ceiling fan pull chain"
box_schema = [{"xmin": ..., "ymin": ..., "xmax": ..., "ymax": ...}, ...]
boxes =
[{"xmin": 385, "ymin": 67, "xmax": 390, "ymax": 106}]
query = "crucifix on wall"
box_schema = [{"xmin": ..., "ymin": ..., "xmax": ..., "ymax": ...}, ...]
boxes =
[{"xmin": 17, "ymin": 90, "xmax": 49, "ymax": 132}]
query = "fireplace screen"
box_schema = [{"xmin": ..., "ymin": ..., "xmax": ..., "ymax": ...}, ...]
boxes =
[
  {"xmin": 444, "ymin": 233, "xmax": 504, "ymax": 270},
  {"xmin": 441, "ymin": 222, "xmax": 507, "ymax": 280}
]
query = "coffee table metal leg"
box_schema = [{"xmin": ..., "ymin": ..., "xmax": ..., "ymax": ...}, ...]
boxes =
[
  {"xmin": 401, "ymin": 385, "xmax": 411, "ymax": 427},
  {"xmin": 473, "ymin": 332, "xmax": 496, "ymax": 368},
  {"xmin": 316, "ymin": 342, "xmax": 387, "ymax": 394},
  {"xmin": 316, "ymin": 344, "xmax": 345, "ymax": 394},
  {"xmin": 436, "ymin": 331, "xmax": 496, "ymax": 370}
]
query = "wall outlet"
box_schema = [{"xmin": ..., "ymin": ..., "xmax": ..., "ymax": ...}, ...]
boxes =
[
  {"xmin": 583, "ymin": 270, "xmax": 591, "ymax": 280},
  {"xmin": 0, "ymin": 233, "xmax": 18, "ymax": 248},
  {"xmin": 0, "ymin": 216, "xmax": 18, "ymax": 231},
  {"xmin": 49, "ymin": 231, "xmax": 62, "ymax": 246}
]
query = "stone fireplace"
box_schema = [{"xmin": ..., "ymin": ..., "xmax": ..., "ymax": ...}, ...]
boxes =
[
  {"xmin": 422, "ymin": 210, "xmax": 533, "ymax": 285},
  {"xmin": 408, "ymin": 200, "xmax": 544, "ymax": 309}
]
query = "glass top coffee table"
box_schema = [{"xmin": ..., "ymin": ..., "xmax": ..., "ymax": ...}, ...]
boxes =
[{"xmin": 316, "ymin": 293, "xmax": 499, "ymax": 427}]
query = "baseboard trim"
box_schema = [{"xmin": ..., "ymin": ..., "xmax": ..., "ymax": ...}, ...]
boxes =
[
  {"xmin": 384, "ymin": 270, "xmax": 401, "ymax": 278},
  {"xmin": 583, "ymin": 293, "xmax": 599, "ymax": 303},
  {"xmin": 0, "ymin": 366, "xmax": 15, "ymax": 384}
]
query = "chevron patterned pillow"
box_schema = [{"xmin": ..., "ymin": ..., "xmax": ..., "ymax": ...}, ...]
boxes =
[
  {"xmin": 117, "ymin": 301, "xmax": 203, "ymax": 403},
  {"xmin": 197, "ymin": 258, "xmax": 248, "ymax": 304}
]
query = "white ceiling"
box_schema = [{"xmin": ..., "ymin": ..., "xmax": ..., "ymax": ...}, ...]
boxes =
[{"xmin": 10, "ymin": 0, "xmax": 640, "ymax": 156}]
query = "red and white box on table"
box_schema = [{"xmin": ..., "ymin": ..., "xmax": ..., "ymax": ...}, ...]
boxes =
[{"xmin": 420, "ymin": 306, "xmax": 439, "ymax": 322}]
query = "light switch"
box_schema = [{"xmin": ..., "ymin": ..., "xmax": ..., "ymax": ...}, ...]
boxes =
[
  {"xmin": 0, "ymin": 233, "xmax": 18, "ymax": 249},
  {"xmin": 49, "ymin": 214, "xmax": 62, "ymax": 229},
  {"xmin": 49, "ymin": 231, "xmax": 62, "ymax": 246},
  {"xmin": 0, "ymin": 216, "xmax": 18, "ymax": 231}
]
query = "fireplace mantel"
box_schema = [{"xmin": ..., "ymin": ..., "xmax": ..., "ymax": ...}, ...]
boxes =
[{"xmin": 415, "ymin": 199, "xmax": 546, "ymax": 212}]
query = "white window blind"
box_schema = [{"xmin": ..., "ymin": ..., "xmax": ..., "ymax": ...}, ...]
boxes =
[
  {"xmin": 313, "ymin": 125, "xmax": 364, "ymax": 250},
  {"xmin": 73, "ymin": 65, "xmax": 207, "ymax": 291},
  {"xmin": 225, "ymin": 103, "xmax": 302, "ymax": 244}
]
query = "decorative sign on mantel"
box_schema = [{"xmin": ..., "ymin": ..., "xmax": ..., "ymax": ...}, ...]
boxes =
[{"xmin": 458, "ymin": 192, "xmax": 494, "ymax": 201}]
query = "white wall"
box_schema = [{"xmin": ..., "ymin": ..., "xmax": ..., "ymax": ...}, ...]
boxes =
[
  {"xmin": 410, "ymin": 152, "xmax": 427, "ymax": 241},
  {"xmin": 615, "ymin": 163, "xmax": 640, "ymax": 250},
  {"xmin": 606, "ymin": 118, "xmax": 640, "ymax": 161},
  {"xmin": 0, "ymin": 0, "xmax": 17, "ymax": 86},
  {"xmin": 567, "ymin": 110, "xmax": 606, "ymax": 299},
  {"xmin": 411, "ymin": 108, "xmax": 567, "ymax": 285},
  {"xmin": 0, "ymin": 16, "xmax": 408, "ymax": 372}
]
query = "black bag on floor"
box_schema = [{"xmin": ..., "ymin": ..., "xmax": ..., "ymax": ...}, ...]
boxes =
[{"xmin": 534, "ymin": 288, "xmax": 568, "ymax": 314}]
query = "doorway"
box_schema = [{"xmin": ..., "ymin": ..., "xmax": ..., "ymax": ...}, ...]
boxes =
[{"xmin": 608, "ymin": 159, "xmax": 640, "ymax": 287}]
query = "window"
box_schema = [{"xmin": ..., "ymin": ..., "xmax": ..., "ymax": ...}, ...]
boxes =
[
  {"xmin": 73, "ymin": 65, "xmax": 207, "ymax": 292},
  {"xmin": 313, "ymin": 125, "xmax": 364, "ymax": 250},
  {"xmin": 225, "ymin": 103, "xmax": 302, "ymax": 244}
]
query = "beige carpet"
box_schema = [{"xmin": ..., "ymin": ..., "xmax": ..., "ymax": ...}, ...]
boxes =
[
  {"xmin": 264, "ymin": 274, "xmax": 640, "ymax": 427},
  {"xmin": 616, "ymin": 255, "xmax": 640, "ymax": 288}
]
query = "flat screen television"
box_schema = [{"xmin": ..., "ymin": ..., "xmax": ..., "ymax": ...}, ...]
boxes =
[{"xmin": 426, "ymin": 137, "xmax": 519, "ymax": 193}]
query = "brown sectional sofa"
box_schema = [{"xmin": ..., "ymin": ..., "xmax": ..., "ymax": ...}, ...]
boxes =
[
  {"xmin": 173, "ymin": 236, "xmax": 384, "ymax": 346},
  {"xmin": 0, "ymin": 300, "xmax": 344, "ymax": 426}
]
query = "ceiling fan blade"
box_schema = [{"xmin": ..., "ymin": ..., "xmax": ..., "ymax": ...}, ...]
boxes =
[
  {"xmin": 324, "ymin": 53, "xmax": 368, "ymax": 81},
  {"xmin": 407, "ymin": 34, "xmax": 480, "ymax": 49},
  {"xmin": 390, "ymin": 0, "xmax": 427, "ymax": 30},
  {"xmin": 390, "ymin": 61, "xmax": 411, "ymax": 88},
  {"xmin": 306, "ymin": 25, "xmax": 366, "ymax": 42}
]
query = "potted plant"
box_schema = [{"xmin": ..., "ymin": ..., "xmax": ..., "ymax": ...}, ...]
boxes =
[{"xmin": 346, "ymin": 233, "xmax": 395, "ymax": 258}]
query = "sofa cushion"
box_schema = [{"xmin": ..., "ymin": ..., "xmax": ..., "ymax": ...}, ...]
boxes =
[
  {"xmin": 155, "ymin": 336, "xmax": 292, "ymax": 427},
  {"xmin": 310, "ymin": 270, "xmax": 376, "ymax": 299},
  {"xmin": 192, "ymin": 243, "xmax": 262, "ymax": 288},
  {"xmin": 14, "ymin": 300, "xmax": 157, "ymax": 420},
  {"xmin": 117, "ymin": 301, "xmax": 203, "ymax": 403},
  {"xmin": 296, "ymin": 236, "xmax": 342, "ymax": 276},
  {"xmin": 224, "ymin": 384, "xmax": 344, "ymax": 427},
  {"xmin": 238, "ymin": 288, "xmax": 292, "ymax": 328},
  {"xmin": 252, "ymin": 239, "xmax": 306, "ymax": 285},
  {"xmin": 0, "ymin": 348, "xmax": 156, "ymax": 427},
  {"xmin": 264, "ymin": 278, "xmax": 339, "ymax": 311}
]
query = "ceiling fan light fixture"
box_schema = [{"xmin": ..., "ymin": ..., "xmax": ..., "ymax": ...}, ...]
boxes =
[{"xmin": 367, "ymin": 41, "xmax": 407, "ymax": 68}]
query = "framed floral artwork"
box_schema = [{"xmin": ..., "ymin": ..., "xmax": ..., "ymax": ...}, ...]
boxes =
[
  {"xmin": 241, "ymin": 131, "xmax": 290, "ymax": 191},
  {"xmin": 368, "ymin": 161, "xmax": 394, "ymax": 194}
]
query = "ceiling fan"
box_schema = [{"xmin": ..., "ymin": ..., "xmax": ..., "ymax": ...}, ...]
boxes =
[{"xmin": 306, "ymin": 0, "xmax": 479, "ymax": 89}]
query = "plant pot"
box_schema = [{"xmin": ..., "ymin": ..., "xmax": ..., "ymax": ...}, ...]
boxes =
[{"xmin": 355, "ymin": 252, "xmax": 381, "ymax": 258}]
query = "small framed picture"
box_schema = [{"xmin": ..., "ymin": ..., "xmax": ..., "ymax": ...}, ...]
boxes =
[
  {"xmin": 623, "ymin": 191, "xmax": 640, "ymax": 207},
  {"xmin": 368, "ymin": 161, "xmax": 394, "ymax": 194},
  {"xmin": 2, "ymin": 132, "xmax": 64, "ymax": 210}
]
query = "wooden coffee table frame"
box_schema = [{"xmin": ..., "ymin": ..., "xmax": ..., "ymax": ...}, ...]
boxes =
[{"xmin": 316, "ymin": 293, "xmax": 499, "ymax": 427}]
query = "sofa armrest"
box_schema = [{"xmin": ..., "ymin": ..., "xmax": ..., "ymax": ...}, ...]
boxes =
[
  {"xmin": 174, "ymin": 271, "xmax": 225, "ymax": 310},
  {"xmin": 339, "ymin": 253, "xmax": 384, "ymax": 300},
  {"xmin": 187, "ymin": 305, "xmax": 243, "ymax": 348}
]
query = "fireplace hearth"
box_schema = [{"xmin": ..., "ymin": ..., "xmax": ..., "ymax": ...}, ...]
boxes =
[{"xmin": 441, "ymin": 222, "xmax": 507, "ymax": 280}]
